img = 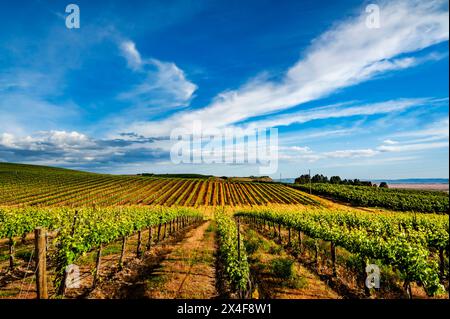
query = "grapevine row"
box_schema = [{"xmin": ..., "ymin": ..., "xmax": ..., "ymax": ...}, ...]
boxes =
[{"xmin": 235, "ymin": 208, "xmax": 448, "ymax": 296}]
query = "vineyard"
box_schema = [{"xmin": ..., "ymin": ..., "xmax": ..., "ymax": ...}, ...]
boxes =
[
  {"xmin": 2, "ymin": 205, "xmax": 447, "ymax": 299},
  {"xmin": 235, "ymin": 207, "xmax": 449, "ymax": 298},
  {"xmin": 215, "ymin": 210, "xmax": 250, "ymax": 297},
  {"xmin": 0, "ymin": 163, "xmax": 448, "ymax": 300},
  {"xmin": 290, "ymin": 183, "xmax": 449, "ymax": 213},
  {"xmin": 0, "ymin": 206, "xmax": 203, "ymax": 297},
  {"xmin": 0, "ymin": 163, "xmax": 316, "ymax": 207}
]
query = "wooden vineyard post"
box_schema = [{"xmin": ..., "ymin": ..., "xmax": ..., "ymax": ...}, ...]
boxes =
[
  {"xmin": 21, "ymin": 232, "xmax": 27, "ymax": 245},
  {"xmin": 163, "ymin": 223, "xmax": 167, "ymax": 240},
  {"xmin": 35, "ymin": 228, "xmax": 48, "ymax": 299},
  {"xmin": 119, "ymin": 236, "xmax": 127, "ymax": 269},
  {"xmin": 298, "ymin": 230, "xmax": 304, "ymax": 252},
  {"xmin": 236, "ymin": 216, "xmax": 242, "ymax": 298},
  {"xmin": 278, "ymin": 223, "xmax": 282, "ymax": 243},
  {"xmin": 57, "ymin": 209, "xmax": 79, "ymax": 296},
  {"xmin": 404, "ymin": 280, "xmax": 413, "ymax": 299},
  {"xmin": 315, "ymin": 240, "xmax": 319, "ymax": 272},
  {"xmin": 136, "ymin": 230, "xmax": 142, "ymax": 258},
  {"xmin": 439, "ymin": 248, "xmax": 445, "ymax": 280},
  {"xmin": 71, "ymin": 210, "xmax": 79, "ymax": 236},
  {"xmin": 147, "ymin": 227, "xmax": 153, "ymax": 251},
  {"xmin": 93, "ymin": 244, "xmax": 103, "ymax": 288},
  {"xmin": 237, "ymin": 217, "xmax": 241, "ymax": 262},
  {"xmin": 288, "ymin": 228, "xmax": 291, "ymax": 246},
  {"xmin": 331, "ymin": 242, "xmax": 337, "ymax": 277},
  {"xmin": 8, "ymin": 238, "xmax": 15, "ymax": 271},
  {"xmin": 157, "ymin": 217, "xmax": 162, "ymax": 243}
]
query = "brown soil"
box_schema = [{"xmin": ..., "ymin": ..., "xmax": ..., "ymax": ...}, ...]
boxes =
[
  {"xmin": 0, "ymin": 232, "xmax": 58, "ymax": 299},
  {"xmin": 85, "ymin": 221, "xmax": 217, "ymax": 299},
  {"xmin": 145, "ymin": 221, "xmax": 217, "ymax": 299},
  {"xmin": 243, "ymin": 226, "xmax": 340, "ymax": 299},
  {"xmin": 251, "ymin": 223, "xmax": 448, "ymax": 299},
  {"xmin": 0, "ymin": 223, "xmax": 200, "ymax": 299}
]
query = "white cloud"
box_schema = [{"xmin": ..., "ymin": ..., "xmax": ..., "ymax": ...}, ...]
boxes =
[
  {"xmin": 324, "ymin": 149, "xmax": 379, "ymax": 158},
  {"xmin": 118, "ymin": 40, "xmax": 197, "ymax": 110},
  {"xmin": 278, "ymin": 145, "xmax": 379, "ymax": 162},
  {"xmin": 393, "ymin": 117, "xmax": 449, "ymax": 139},
  {"xmin": 279, "ymin": 116, "xmax": 450, "ymax": 163},
  {"xmin": 380, "ymin": 117, "xmax": 449, "ymax": 145},
  {"xmin": 0, "ymin": 131, "xmax": 95, "ymax": 151},
  {"xmin": 370, "ymin": 117, "xmax": 450, "ymax": 153},
  {"xmin": 37, "ymin": 131, "xmax": 93, "ymax": 148},
  {"xmin": 245, "ymin": 98, "xmax": 430, "ymax": 130},
  {"xmin": 120, "ymin": 59, "xmax": 197, "ymax": 106},
  {"xmin": 150, "ymin": 59, "xmax": 197, "ymax": 103},
  {"xmin": 0, "ymin": 133, "xmax": 15, "ymax": 148},
  {"xmin": 377, "ymin": 141, "xmax": 449, "ymax": 152},
  {"xmin": 287, "ymin": 146, "xmax": 312, "ymax": 153},
  {"xmin": 120, "ymin": 40, "xmax": 143, "ymax": 70},
  {"xmin": 0, "ymin": 130, "xmax": 168, "ymax": 169},
  {"xmin": 383, "ymin": 139, "xmax": 399, "ymax": 145},
  {"xmin": 126, "ymin": 0, "xmax": 449, "ymax": 136}
]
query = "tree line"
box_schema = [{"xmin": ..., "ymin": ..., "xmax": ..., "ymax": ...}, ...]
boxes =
[{"xmin": 294, "ymin": 174, "xmax": 388, "ymax": 188}]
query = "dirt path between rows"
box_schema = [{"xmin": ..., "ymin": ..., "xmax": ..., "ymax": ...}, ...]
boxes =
[
  {"xmin": 243, "ymin": 226, "xmax": 340, "ymax": 299},
  {"xmin": 145, "ymin": 221, "xmax": 217, "ymax": 299},
  {"xmin": 88, "ymin": 221, "xmax": 217, "ymax": 299}
]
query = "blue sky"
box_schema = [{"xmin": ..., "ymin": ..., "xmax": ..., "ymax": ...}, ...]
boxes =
[{"xmin": 0, "ymin": 0, "xmax": 448, "ymax": 179}]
